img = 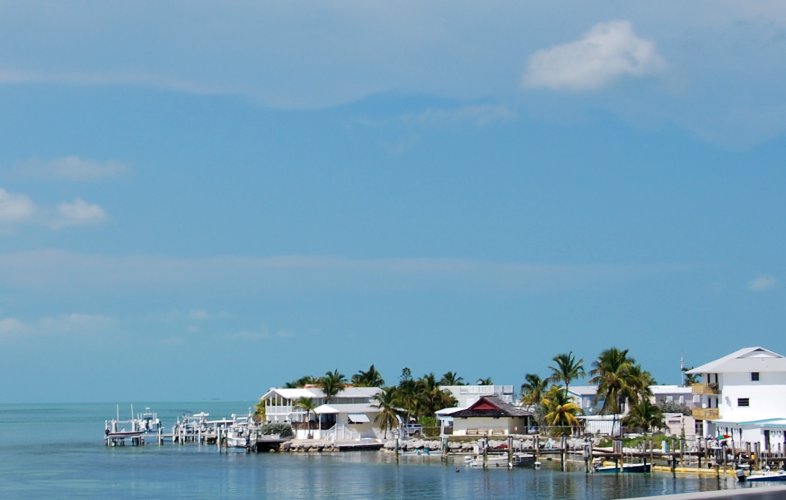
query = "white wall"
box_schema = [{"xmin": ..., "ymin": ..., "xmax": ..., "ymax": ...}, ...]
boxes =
[{"xmin": 718, "ymin": 371, "xmax": 786, "ymax": 422}]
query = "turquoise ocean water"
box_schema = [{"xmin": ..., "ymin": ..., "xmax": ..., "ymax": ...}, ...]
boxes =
[{"xmin": 0, "ymin": 402, "xmax": 760, "ymax": 498}]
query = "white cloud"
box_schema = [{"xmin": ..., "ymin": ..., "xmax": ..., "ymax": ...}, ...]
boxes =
[
  {"xmin": 0, "ymin": 250, "xmax": 659, "ymax": 296},
  {"xmin": 0, "ymin": 317, "xmax": 28, "ymax": 336},
  {"xmin": 13, "ymin": 156, "xmax": 130, "ymax": 181},
  {"xmin": 52, "ymin": 198, "xmax": 108, "ymax": 228},
  {"xmin": 0, "ymin": 313, "xmax": 112, "ymax": 338},
  {"xmin": 0, "ymin": 188, "xmax": 37, "ymax": 223},
  {"xmin": 523, "ymin": 20, "xmax": 665, "ymax": 92},
  {"xmin": 748, "ymin": 275, "xmax": 777, "ymax": 292}
]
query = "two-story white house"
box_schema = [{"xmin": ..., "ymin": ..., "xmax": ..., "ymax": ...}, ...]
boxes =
[
  {"xmin": 687, "ymin": 346, "xmax": 786, "ymax": 453},
  {"xmin": 258, "ymin": 385, "xmax": 383, "ymax": 440}
]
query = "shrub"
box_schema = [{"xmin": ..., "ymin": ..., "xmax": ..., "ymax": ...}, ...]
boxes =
[{"xmin": 260, "ymin": 422, "xmax": 294, "ymax": 438}]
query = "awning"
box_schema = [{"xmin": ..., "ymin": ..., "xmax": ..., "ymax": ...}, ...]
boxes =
[{"xmin": 347, "ymin": 413, "xmax": 370, "ymax": 423}]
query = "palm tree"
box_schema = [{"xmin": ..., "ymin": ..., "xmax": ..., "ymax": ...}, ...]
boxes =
[
  {"xmin": 351, "ymin": 364, "xmax": 385, "ymax": 387},
  {"xmin": 682, "ymin": 366, "xmax": 699, "ymax": 386},
  {"xmin": 372, "ymin": 387, "xmax": 400, "ymax": 439},
  {"xmin": 626, "ymin": 363, "xmax": 655, "ymax": 405},
  {"xmin": 541, "ymin": 386, "xmax": 583, "ymax": 436},
  {"xmin": 622, "ymin": 398, "xmax": 665, "ymax": 434},
  {"xmin": 284, "ymin": 375, "xmax": 318, "ymax": 388},
  {"xmin": 439, "ymin": 371, "xmax": 464, "ymax": 386},
  {"xmin": 320, "ymin": 369, "xmax": 347, "ymax": 404},
  {"xmin": 549, "ymin": 351, "xmax": 585, "ymax": 398},
  {"xmin": 295, "ymin": 397, "xmax": 318, "ymax": 438},
  {"xmin": 520, "ymin": 373, "xmax": 550, "ymax": 407},
  {"xmin": 589, "ymin": 347, "xmax": 637, "ymax": 415},
  {"xmin": 476, "ymin": 377, "xmax": 493, "ymax": 386}
]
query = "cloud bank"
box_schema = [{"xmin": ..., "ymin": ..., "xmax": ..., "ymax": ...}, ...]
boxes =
[{"xmin": 523, "ymin": 20, "xmax": 665, "ymax": 92}]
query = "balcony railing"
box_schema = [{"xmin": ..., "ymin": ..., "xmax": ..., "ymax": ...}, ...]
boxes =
[
  {"xmin": 692, "ymin": 408, "xmax": 720, "ymax": 420},
  {"xmin": 691, "ymin": 383, "xmax": 719, "ymax": 395}
]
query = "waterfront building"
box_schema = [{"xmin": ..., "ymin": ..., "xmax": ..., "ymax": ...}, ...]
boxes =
[
  {"xmin": 687, "ymin": 346, "xmax": 786, "ymax": 453},
  {"xmin": 448, "ymin": 396, "xmax": 533, "ymax": 436},
  {"xmin": 258, "ymin": 386, "xmax": 383, "ymax": 440}
]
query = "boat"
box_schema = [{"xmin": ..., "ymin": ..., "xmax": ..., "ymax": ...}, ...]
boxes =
[
  {"xmin": 738, "ymin": 469, "xmax": 786, "ymax": 482},
  {"xmin": 593, "ymin": 462, "xmax": 651, "ymax": 473},
  {"xmin": 464, "ymin": 453, "xmax": 536, "ymax": 468}
]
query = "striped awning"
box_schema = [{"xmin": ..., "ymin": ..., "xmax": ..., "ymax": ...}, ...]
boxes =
[{"xmin": 347, "ymin": 413, "xmax": 370, "ymax": 423}]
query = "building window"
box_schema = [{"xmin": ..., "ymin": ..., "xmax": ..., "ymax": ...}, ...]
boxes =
[
  {"xmin": 738, "ymin": 398, "xmax": 750, "ymax": 407},
  {"xmin": 751, "ymin": 372, "xmax": 760, "ymax": 382}
]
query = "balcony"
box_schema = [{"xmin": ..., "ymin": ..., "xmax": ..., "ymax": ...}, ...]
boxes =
[
  {"xmin": 691, "ymin": 383, "xmax": 719, "ymax": 395},
  {"xmin": 692, "ymin": 408, "xmax": 720, "ymax": 420}
]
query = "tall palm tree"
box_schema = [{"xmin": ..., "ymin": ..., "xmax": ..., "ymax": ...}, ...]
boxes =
[
  {"xmin": 622, "ymin": 398, "xmax": 665, "ymax": 434},
  {"xmin": 589, "ymin": 347, "xmax": 637, "ymax": 415},
  {"xmin": 295, "ymin": 397, "xmax": 318, "ymax": 438},
  {"xmin": 372, "ymin": 387, "xmax": 400, "ymax": 439},
  {"xmin": 541, "ymin": 386, "xmax": 583, "ymax": 436},
  {"xmin": 549, "ymin": 351, "xmax": 585, "ymax": 398},
  {"xmin": 320, "ymin": 369, "xmax": 347, "ymax": 404},
  {"xmin": 439, "ymin": 371, "xmax": 465, "ymax": 386},
  {"xmin": 351, "ymin": 364, "xmax": 385, "ymax": 387},
  {"xmin": 626, "ymin": 363, "xmax": 655, "ymax": 405},
  {"xmin": 520, "ymin": 373, "xmax": 550, "ymax": 407}
]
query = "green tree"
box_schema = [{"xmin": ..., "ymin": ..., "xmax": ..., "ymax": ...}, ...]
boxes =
[
  {"xmin": 284, "ymin": 375, "xmax": 318, "ymax": 388},
  {"xmin": 682, "ymin": 366, "xmax": 699, "ymax": 386},
  {"xmin": 476, "ymin": 377, "xmax": 493, "ymax": 386},
  {"xmin": 295, "ymin": 397, "xmax": 318, "ymax": 438},
  {"xmin": 320, "ymin": 369, "xmax": 347, "ymax": 404},
  {"xmin": 520, "ymin": 373, "xmax": 550, "ymax": 407},
  {"xmin": 351, "ymin": 364, "xmax": 385, "ymax": 387},
  {"xmin": 589, "ymin": 347, "xmax": 637, "ymax": 415},
  {"xmin": 372, "ymin": 386, "xmax": 400, "ymax": 439},
  {"xmin": 541, "ymin": 386, "xmax": 583, "ymax": 436},
  {"xmin": 623, "ymin": 398, "xmax": 665, "ymax": 434},
  {"xmin": 439, "ymin": 371, "xmax": 465, "ymax": 386},
  {"xmin": 549, "ymin": 351, "xmax": 585, "ymax": 398}
]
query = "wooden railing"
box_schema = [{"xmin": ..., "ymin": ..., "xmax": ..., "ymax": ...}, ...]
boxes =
[
  {"xmin": 692, "ymin": 408, "xmax": 720, "ymax": 420},
  {"xmin": 691, "ymin": 383, "xmax": 719, "ymax": 395}
]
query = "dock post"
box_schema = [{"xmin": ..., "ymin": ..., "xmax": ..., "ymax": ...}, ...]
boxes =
[
  {"xmin": 482, "ymin": 435, "xmax": 488, "ymax": 469},
  {"xmin": 508, "ymin": 436, "xmax": 513, "ymax": 468}
]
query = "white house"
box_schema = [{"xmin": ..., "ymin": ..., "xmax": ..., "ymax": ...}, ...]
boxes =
[
  {"xmin": 258, "ymin": 385, "xmax": 383, "ymax": 440},
  {"xmin": 687, "ymin": 346, "xmax": 786, "ymax": 453},
  {"xmin": 439, "ymin": 385, "xmax": 515, "ymax": 407},
  {"xmin": 568, "ymin": 386, "xmax": 598, "ymax": 414}
]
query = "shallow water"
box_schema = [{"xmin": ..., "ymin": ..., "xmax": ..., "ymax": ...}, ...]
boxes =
[{"xmin": 0, "ymin": 402, "xmax": 762, "ymax": 498}]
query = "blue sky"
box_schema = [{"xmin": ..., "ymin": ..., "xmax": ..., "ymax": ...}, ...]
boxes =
[{"xmin": 1, "ymin": 1, "xmax": 785, "ymax": 402}]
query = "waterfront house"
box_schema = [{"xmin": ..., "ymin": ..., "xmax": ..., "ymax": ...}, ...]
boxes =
[
  {"xmin": 567, "ymin": 386, "xmax": 598, "ymax": 414},
  {"xmin": 449, "ymin": 396, "xmax": 533, "ymax": 436},
  {"xmin": 258, "ymin": 385, "xmax": 383, "ymax": 440},
  {"xmin": 687, "ymin": 346, "xmax": 786, "ymax": 454}
]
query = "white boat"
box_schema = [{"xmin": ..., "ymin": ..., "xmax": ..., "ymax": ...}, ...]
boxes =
[
  {"xmin": 739, "ymin": 469, "xmax": 786, "ymax": 482},
  {"xmin": 464, "ymin": 453, "xmax": 535, "ymax": 468}
]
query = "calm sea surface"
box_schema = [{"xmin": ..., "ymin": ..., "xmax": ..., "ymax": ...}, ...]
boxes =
[{"xmin": 0, "ymin": 402, "xmax": 763, "ymax": 499}]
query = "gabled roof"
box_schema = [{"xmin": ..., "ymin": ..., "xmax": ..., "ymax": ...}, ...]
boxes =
[
  {"xmin": 450, "ymin": 396, "xmax": 532, "ymax": 418},
  {"xmin": 260, "ymin": 386, "xmax": 382, "ymax": 401},
  {"xmin": 686, "ymin": 347, "xmax": 786, "ymax": 374}
]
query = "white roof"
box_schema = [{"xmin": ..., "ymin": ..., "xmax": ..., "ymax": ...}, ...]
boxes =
[
  {"xmin": 260, "ymin": 387, "xmax": 321, "ymax": 400},
  {"xmin": 568, "ymin": 386, "xmax": 598, "ymax": 396},
  {"xmin": 260, "ymin": 386, "xmax": 382, "ymax": 401},
  {"xmin": 435, "ymin": 406, "xmax": 467, "ymax": 416},
  {"xmin": 687, "ymin": 347, "xmax": 786, "ymax": 374},
  {"xmin": 314, "ymin": 403, "xmax": 381, "ymax": 415},
  {"xmin": 650, "ymin": 385, "xmax": 692, "ymax": 395}
]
